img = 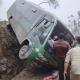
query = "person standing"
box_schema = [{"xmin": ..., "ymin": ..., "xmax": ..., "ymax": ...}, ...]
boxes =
[
  {"xmin": 48, "ymin": 33, "xmax": 70, "ymax": 80},
  {"xmin": 64, "ymin": 36, "xmax": 80, "ymax": 80}
]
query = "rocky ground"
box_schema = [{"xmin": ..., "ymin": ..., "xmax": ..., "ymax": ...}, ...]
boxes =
[
  {"xmin": 0, "ymin": 21, "xmax": 26, "ymax": 80},
  {"xmin": 0, "ymin": 21, "xmax": 53, "ymax": 80}
]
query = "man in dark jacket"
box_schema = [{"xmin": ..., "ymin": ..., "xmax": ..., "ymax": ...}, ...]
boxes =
[{"xmin": 48, "ymin": 33, "xmax": 70, "ymax": 80}]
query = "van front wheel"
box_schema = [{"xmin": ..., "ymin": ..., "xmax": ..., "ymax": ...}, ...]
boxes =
[
  {"xmin": 19, "ymin": 40, "xmax": 29, "ymax": 59},
  {"xmin": 19, "ymin": 45, "xmax": 29, "ymax": 59}
]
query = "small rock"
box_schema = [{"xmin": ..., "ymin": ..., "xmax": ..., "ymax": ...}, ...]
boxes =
[{"xmin": 0, "ymin": 64, "xmax": 7, "ymax": 73}]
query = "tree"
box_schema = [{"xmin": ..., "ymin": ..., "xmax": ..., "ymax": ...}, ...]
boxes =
[
  {"xmin": 39, "ymin": 0, "xmax": 59, "ymax": 9},
  {"xmin": 67, "ymin": 11, "xmax": 80, "ymax": 36},
  {"xmin": 48, "ymin": 0, "xmax": 59, "ymax": 8}
]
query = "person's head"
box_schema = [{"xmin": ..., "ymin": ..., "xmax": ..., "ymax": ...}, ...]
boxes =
[
  {"xmin": 75, "ymin": 36, "xmax": 80, "ymax": 44},
  {"xmin": 58, "ymin": 33, "xmax": 65, "ymax": 40}
]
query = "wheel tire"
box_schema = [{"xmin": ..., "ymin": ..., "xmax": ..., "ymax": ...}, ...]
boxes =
[{"xmin": 19, "ymin": 40, "xmax": 29, "ymax": 59}]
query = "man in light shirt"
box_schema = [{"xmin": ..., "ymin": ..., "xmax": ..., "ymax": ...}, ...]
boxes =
[{"xmin": 64, "ymin": 36, "xmax": 80, "ymax": 80}]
